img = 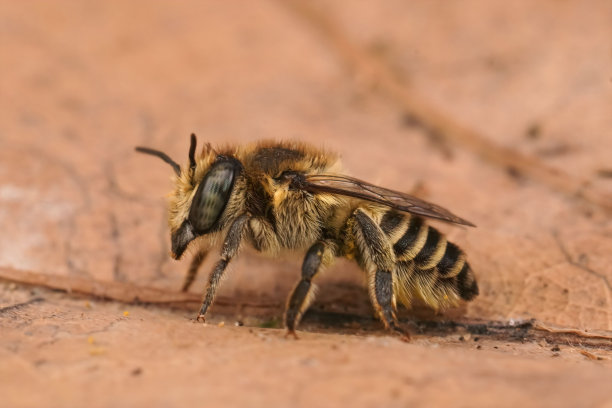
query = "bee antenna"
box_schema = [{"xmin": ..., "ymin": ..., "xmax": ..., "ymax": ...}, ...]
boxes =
[
  {"xmin": 134, "ymin": 146, "xmax": 181, "ymax": 176},
  {"xmin": 189, "ymin": 133, "xmax": 197, "ymax": 172}
]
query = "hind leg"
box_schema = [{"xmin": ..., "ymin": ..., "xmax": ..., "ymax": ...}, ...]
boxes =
[{"xmin": 350, "ymin": 208, "xmax": 410, "ymax": 340}]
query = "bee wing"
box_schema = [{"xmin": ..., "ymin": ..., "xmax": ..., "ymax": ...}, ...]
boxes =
[{"xmin": 303, "ymin": 174, "xmax": 475, "ymax": 227}]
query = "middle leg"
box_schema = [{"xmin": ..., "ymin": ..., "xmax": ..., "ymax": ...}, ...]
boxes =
[
  {"xmin": 181, "ymin": 248, "xmax": 208, "ymax": 292},
  {"xmin": 284, "ymin": 240, "xmax": 337, "ymax": 338}
]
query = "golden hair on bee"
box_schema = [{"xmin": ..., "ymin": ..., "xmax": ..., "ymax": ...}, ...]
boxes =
[{"xmin": 136, "ymin": 134, "xmax": 478, "ymax": 340}]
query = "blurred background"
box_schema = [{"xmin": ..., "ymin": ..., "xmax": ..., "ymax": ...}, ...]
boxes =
[{"xmin": 1, "ymin": 1, "xmax": 611, "ymax": 406}]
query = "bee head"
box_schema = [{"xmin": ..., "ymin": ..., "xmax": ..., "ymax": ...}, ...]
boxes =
[{"xmin": 136, "ymin": 134, "xmax": 240, "ymax": 260}]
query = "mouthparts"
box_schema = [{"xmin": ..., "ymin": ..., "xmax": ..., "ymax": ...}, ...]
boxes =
[{"xmin": 171, "ymin": 221, "xmax": 196, "ymax": 260}]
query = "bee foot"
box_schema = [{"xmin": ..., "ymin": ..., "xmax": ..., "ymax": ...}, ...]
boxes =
[
  {"xmin": 392, "ymin": 326, "xmax": 411, "ymax": 342},
  {"xmin": 284, "ymin": 330, "xmax": 299, "ymax": 340}
]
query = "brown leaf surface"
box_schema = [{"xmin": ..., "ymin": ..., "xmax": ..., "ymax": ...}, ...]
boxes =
[{"xmin": 1, "ymin": 1, "xmax": 611, "ymax": 407}]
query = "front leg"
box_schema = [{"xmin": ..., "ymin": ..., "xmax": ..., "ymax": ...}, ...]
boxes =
[
  {"xmin": 285, "ymin": 240, "xmax": 337, "ymax": 338},
  {"xmin": 197, "ymin": 214, "xmax": 249, "ymax": 321}
]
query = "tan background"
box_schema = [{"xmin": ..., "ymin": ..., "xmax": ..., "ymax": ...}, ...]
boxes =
[{"xmin": 1, "ymin": 1, "xmax": 611, "ymax": 407}]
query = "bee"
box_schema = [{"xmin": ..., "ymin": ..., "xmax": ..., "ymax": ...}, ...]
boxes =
[{"xmin": 136, "ymin": 135, "xmax": 478, "ymax": 339}]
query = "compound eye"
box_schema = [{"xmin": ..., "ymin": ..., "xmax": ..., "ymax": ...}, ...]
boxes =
[{"xmin": 188, "ymin": 161, "xmax": 236, "ymax": 233}]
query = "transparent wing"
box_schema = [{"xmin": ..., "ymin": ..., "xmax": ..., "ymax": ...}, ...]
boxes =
[{"xmin": 303, "ymin": 174, "xmax": 475, "ymax": 227}]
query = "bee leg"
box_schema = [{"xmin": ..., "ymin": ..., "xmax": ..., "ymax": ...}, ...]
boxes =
[
  {"xmin": 352, "ymin": 209, "xmax": 410, "ymax": 341},
  {"xmin": 181, "ymin": 249, "xmax": 208, "ymax": 292},
  {"xmin": 284, "ymin": 241, "xmax": 336, "ymax": 338},
  {"xmin": 196, "ymin": 214, "xmax": 249, "ymax": 322},
  {"xmin": 371, "ymin": 268, "xmax": 411, "ymax": 342}
]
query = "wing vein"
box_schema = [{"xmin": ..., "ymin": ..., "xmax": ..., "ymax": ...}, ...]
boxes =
[{"xmin": 303, "ymin": 174, "xmax": 475, "ymax": 227}]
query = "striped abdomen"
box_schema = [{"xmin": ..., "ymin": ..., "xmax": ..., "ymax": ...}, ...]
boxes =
[{"xmin": 380, "ymin": 209, "xmax": 479, "ymax": 310}]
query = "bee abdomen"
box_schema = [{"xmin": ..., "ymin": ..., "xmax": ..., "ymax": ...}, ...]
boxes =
[
  {"xmin": 455, "ymin": 261, "xmax": 479, "ymax": 300},
  {"xmin": 390, "ymin": 215, "xmax": 428, "ymax": 260},
  {"xmin": 413, "ymin": 227, "xmax": 447, "ymax": 269},
  {"xmin": 415, "ymin": 235, "xmax": 478, "ymax": 302},
  {"xmin": 437, "ymin": 242, "xmax": 465, "ymax": 278},
  {"xmin": 382, "ymin": 209, "xmax": 478, "ymax": 305},
  {"xmin": 388, "ymin": 212, "xmax": 447, "ymax": 269}
]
